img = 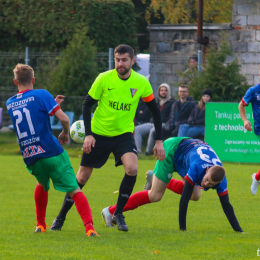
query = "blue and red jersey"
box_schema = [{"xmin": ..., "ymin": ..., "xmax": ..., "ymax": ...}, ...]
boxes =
[
  {"xmin": 174, "ymin": 139, "xmax": 228, "ymax": 196},
  {"xmin": 242, "ymin": 84, "xmax": 260, "ymax": 135},
  {"xmin": 6, "ymin": 89, "xmax": 64, "ymax": 165}
]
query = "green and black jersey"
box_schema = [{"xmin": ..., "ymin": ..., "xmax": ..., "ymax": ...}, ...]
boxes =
[{"xmin": 89, "ymin": 69, "xmax": 154, "ymax": 137}]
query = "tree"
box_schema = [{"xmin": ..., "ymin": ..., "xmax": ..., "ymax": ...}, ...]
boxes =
[
  {"xmin": 182, "ymin": 38, "xmax": 250, "ymax": 102},
  {"xmin": 142, "ymin": 0, "xmax": 232, "ymax": 24},
  {"xmin": 0, "ymin": 0, "xmax": 138, "ymax": 52},
  {"xmin": 48, "ymin": 28, "xmax": 99, "ymax": 116}
]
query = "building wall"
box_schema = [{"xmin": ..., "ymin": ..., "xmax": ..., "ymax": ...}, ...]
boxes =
[
  {"xmin": 148, "ymin": 0, "xmax": 260, "ymax": 97},
  {"xmin": 232, "ymin": 0, "xmax": 260, "ymax": 86}
]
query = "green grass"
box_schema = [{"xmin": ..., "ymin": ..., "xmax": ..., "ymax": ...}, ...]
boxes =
[{"xmin": 0, "ymin": 153, "xmax": 260, "ymax": 259}]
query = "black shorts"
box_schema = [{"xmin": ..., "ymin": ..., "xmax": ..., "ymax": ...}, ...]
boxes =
[{"xmin": 80, "ymin": 132, "xmax": 137, "ymax": 168}]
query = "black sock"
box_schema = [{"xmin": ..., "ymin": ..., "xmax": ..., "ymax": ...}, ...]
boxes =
[
  {"xmin": 56, "ymin": 180, "xmax": 85, "ymax": 220},
  {"xmin": 114, "ymin": 173, "xmax": 137, "ymax": 216}
]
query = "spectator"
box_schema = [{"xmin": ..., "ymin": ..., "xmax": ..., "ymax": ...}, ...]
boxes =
[
  {"xmin": 163, "ymin": 85, "xmax": 195, "ymax": 139},
  {"xmin": 135, "ymin": 83, "xmax": 174, "ymax": 154},
  {"xmin": 180, "ymin": 54, "xmax": 204, "ymax": 85},
  {"xmin": 178, "ymin": 89, "xmax": 212, "ymax": 138},
  {"xmin": 134, "ymin": 99, "xmax": 152, "ymax": 126}
]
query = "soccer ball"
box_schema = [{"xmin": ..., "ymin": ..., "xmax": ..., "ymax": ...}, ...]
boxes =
[{"xmin": 70, "ymin": 120, "xmax": 85, "ymax": 143}]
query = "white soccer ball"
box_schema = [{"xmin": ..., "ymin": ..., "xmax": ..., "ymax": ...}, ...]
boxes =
[{"xmin": 70, "ymin": 120, "xmax": 85, "ymax": 143}]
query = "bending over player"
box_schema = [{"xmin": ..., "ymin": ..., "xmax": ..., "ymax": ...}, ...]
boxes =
[{"xmin": 102, "ymin": 137, "xmax": 243, "ymax": 232}]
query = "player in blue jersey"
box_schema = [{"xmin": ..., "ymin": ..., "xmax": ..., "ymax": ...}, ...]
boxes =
[
  {"xmin": 239, "ymin": 84, "xmax": 260, "ymax": 195},
  {"xmin": 101, "ymin": 137, "xmax": 243, "ymax": 232},
  {"xmin": 6, "ymin": 64, "xmax": 98, "ymax": 236}
]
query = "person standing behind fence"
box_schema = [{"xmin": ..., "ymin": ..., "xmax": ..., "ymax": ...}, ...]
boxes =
[
  {"xmin": 50, "ymin": 44, "xmax": 165, "ymax": 232},
  {"xmin": 6, "ymin": 64, "xmax": 98, "ymax": 236},
  {"xmin": 162, "ymin": 85, "xmax": 195, "ymax": 139},
  {"xmin": 238, "ymin": 84, "xmax": 260, "ymax": 195},
  {"xmin": 180, "ymin": 54, "xmax": 204, "ymax": 85},
  {"xmin": 134, "ymin": 98, "xmax": 152, "ymax": 126},
  {"xmin": 135, "ymin": 83, "xmax": 174, "ymax": 155},
  {"xmin": 178, "ymin": 89, "xmax": 212, "ymax": 139}
]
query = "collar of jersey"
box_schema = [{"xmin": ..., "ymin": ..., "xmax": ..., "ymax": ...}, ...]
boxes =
[{"xmin": 17, "ymin": 89, "xmax": 32, "ymax": 94}]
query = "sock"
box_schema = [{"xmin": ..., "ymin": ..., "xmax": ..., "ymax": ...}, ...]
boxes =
[
  {"xmin": 167, "ymin": 179, "xmax": 184, "ymax": 195},
  {"xmin": 109, "ymin": 190, "xmax": 150, "ymax": 215},
  {"xmin": 114, "ymin": 174, "xmax": 137, "ymax": 216},
  {"xmin": 56, "ymin": 180, "xmax": 85, "ymax": 220},
  {"xmin": 34, "ymin": 184, "xmax": 48, "ymax": 229},
  {"xmin": 72, "ymin": 192, "xmax": 94, "ymax": 233},
  {"xmin": 255, "ymin": 170, "xmax": 260, "ymax": 181}
]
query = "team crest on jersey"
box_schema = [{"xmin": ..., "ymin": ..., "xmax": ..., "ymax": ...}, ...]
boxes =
[
  {"xmin": 17, "ymin": 94, "xmax": 23, "ymax": 99},
  {"xmin": 130, "ymin": 88, "xmax": 138, "ymax": 98}
]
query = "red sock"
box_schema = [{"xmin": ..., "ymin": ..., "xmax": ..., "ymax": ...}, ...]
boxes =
[
  {"xmin": 34, "ymin": 184, "xmax": 48, "ymax": 229},
  {"xmin": 109, "ymin": 190, "xmax": 150, "ymax": 215},
  {"xmin": 167, "ymin": 179, "xmax": 184, "ymax": 195},
  {"xmin": 72, "ymin": 192, "xmax": 94, "ymax": 233},
  {"xmin": 255, "ymin": 170, "xmax": 260, "ymax": 181}
]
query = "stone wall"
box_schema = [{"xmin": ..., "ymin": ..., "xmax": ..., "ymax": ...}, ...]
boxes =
[
  {"xmin": 232, "ymin": 0, "xmax": 260, "ymax": 86},
  {"xmin": 148, "ymin": 24, "xmax": 231, "ymax": 97},
  {"xmin": 148, "ymin": 0, "xmax": 260, "ymax": 97}
]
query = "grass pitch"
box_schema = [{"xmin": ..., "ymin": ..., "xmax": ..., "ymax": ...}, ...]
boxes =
[{"xmin": 0, "ymin": 154, "xmax": 260, "ymax": 260}]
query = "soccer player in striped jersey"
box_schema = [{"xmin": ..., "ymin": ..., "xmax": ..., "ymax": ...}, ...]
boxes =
[
  {"xmin": 51, "ymin": 45, "xmax": 165, "ymax": 232},
  {"xmin": 102, "ymin": 137, "xmax": 243, "ymax": 233}
]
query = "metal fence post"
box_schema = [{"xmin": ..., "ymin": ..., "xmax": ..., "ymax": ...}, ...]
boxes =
[
  {"xmin": 108, "ymin": 48, "xmax": 114, "ymax": 70},
  {"xmin": 25, "ymin": 47, "xmax": 30, "ymax": 65},
  {"xmin": 198, "ymin": 50, "xmax": 202, "ymax": 73}
]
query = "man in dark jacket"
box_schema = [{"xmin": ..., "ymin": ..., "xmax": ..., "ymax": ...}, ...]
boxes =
[
  {"xmin": 178, "ymin": 88, "xmax": 212, "ymax": 138},
  {"xmin": 163, "ymin": 85, "xmax": 195, "ymax": 138},
  {"xmin": 135, "ymin": 99, "xmax": 152, "ymax": 126},
  {"xmin": 134, "ymin": 83, "xmax": 175, "ymax": 154}
]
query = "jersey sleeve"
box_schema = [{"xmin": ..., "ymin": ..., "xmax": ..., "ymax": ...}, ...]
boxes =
[
  {"xmin": 141, "ymin": 79, "xmax": 154, "ymax": 102},
  {"xmin": 88, "ymin": 74, "xmax": 103, "ymax": 100},
  {"xmin": 242, "ymin": 88, "xmax": 252, "ymax": 106},
  {"xmin": 184, "ymin": 164, "xmax": 198, "ymax": 186},
  {"xmin": 40, "ymin": 90, "xmax": 60, "ymax": 116},
  {"xmin": 216, "ymin": 176, "xmax": 228, "ymax": 196}
]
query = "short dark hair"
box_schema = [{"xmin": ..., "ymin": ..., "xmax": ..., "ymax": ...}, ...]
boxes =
[
  {"xmin": 189, "ymin": 54, "xmax": 198, "ymax": 62},
  {"xmin": 114, "ymin": 44, "xmax": 134, "ymax": 59},
  {"xmin": 210, "ymin": 166, "xmax": 226, "ymax": 182}
]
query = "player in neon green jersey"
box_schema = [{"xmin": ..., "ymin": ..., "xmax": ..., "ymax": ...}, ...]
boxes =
[{"xmin": 51, "ymin": 44, "xmax": 165, "ymax": 232}]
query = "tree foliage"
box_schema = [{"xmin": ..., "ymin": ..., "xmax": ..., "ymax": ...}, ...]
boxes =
[
  {"xmin": 182, "ymin": 39, "xmax": 250, "ymax": 102},
  {"xmin": 0, "ymin": 0, "xmax": 137, "ymax": 52},
  {"xmin": 142, "ymin": 0, "xmax": 232, "ymax": 24},
  {"xmin": 48, "ymin": 28, "xmax": 99, "ymax": 114}
]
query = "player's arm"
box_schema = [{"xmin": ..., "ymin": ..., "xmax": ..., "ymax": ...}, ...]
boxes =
[
  {"xmin": 219, "ymin": 193, "xmax": 243, "ymax": 232},
  {"xmin": 82, "ymin": 94, "xmax": 98, "ymax": 154},
  {"xmin": 55, "ymin": 109, "xmax": 70, "ymax": 145},
  {"xmin": 144, "ymin": 98, "xmax": 165, "ymax": 161},
  {"xmin": 179, "ymin": 180, "xmax": 194, "ymax": 231},
  {"xmin": 238, "ymin": 100, "xmax": 252, "ymax": 132}
]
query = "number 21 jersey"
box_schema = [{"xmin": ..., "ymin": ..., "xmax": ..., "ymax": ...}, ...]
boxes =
[{"xmin": 6, "ymin": 89, "xmax": 64, "ymax": 165}]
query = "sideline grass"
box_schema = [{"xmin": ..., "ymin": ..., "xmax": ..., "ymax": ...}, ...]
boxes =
[{"xmin": 0, "ymin": 154, "xmax": 260, "ymax": 259}]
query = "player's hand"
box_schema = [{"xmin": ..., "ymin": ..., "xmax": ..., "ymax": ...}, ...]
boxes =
[
  {"xmin": 55, "ymin": 95, "xmax": 65, "ymax": 106},
  {"xmin": 243, "ymin": 119, "xmax": 252, "ymax": 132},
  {"xmin": 153, "ymin": 140, "xmax": 165, "ymax": 162},
  {"xmin": 58, "ymin": 131, "xmax": 69, "ymax": 145},
  {"xmin": 83, "ymin": 135, "xmax": 96, "ymax": 154}
]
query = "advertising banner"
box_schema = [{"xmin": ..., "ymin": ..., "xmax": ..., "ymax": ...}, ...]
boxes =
[{"xmin": 205, "ymin": 102, "xmax": 260, "ymax": 163}]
